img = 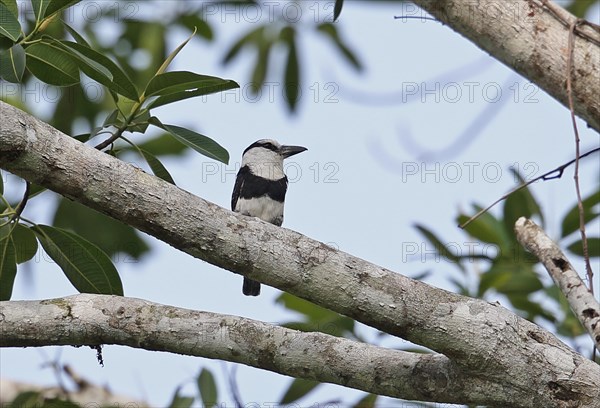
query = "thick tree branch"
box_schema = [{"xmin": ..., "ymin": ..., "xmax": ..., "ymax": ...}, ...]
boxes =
[
  {"xmin": 412, "ymin": 0, "xmax": 600, "ymax": 132},
  {"xmin": 1, "ymin": 102, "xmax": 599, "ymax": 406},
  {"xmin": 0, "ymin": 294, "xmax": 526, "ymax": 405},
  {"xmin": 515, "ymin": 217, "xmax": 600, "ymax": 348}
]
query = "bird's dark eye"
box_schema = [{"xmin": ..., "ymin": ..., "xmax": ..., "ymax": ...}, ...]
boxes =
[
  {"xmin": 244, "ymin": 141, "xmax": 279, "ymax": 155},
  {"xmin": 260, "ymin": 142, "xmax": 278, "ymax": 152}
]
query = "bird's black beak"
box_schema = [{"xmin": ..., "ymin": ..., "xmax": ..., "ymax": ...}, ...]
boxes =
[{"xmin": 280, "ymin": 145, "xmax": 307, "ymax": 158}]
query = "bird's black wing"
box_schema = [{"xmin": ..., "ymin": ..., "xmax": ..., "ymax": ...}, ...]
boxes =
[{"xmin": 231, "ymin": 166, "xmax": 249, "ymax": 211}]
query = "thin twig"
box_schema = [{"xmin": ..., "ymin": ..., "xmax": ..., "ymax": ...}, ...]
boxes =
[
  {"xmin": 538, "ymin": 0, "xmax": 600, "ymax": 46},
  {"xmin": 458, "ymin": 147, "xmax": 600, "ymax": 229},
  {"xmin": 566, "ymin": 19, "xmax": 594, "ymax": 296},
  {"xmin": 393, "ymin": 15, "xmax": 439, "ymax": 22},
  {"xmin": 94, "ymin": 103, "xmax": 143, "ymax": 151},
  {"xmin": 9, "ymin": 181, "xmax": 30, "ymax": 222},
  {"xmin": 93, "ymin": 126, "xmax": 127, "ymax": 151}
]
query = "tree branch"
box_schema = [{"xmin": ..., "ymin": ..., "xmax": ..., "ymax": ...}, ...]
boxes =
[
  {"xmin": 515, "ymin": 217, "xmax": 600, "ymax": 348},
  {"xmin": 412, "ymin": 0, "xmax": 600, "ymax": 132},
  {"xmin": 1, "ymin": 101, "xmax": 599, "ymax": 406},
  {"xmin": 0, "ymin": 294, "xmax": 528, "ymax": 405}
]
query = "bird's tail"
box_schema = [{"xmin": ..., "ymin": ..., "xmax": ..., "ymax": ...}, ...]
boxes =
[{"xmin": 243, "ymin": 278, "xmax": 261, "ymax": 296}]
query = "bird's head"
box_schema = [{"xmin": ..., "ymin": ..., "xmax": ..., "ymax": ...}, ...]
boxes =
[{"xmin": 241, "ymin": 139, "xmax": 307, "ymax": 179}]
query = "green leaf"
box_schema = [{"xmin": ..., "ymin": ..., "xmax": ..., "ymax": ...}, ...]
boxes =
[
  {"xmin": 277, "ymin": 292, "xmax": 333, "ymax": 321},
  {"xmin": 31, "ymin": 0, "xmax": 50, "ymax": 23},
  {"xmin": 11, "ymin": 222, "xmax": 38, "ymax": 264},
  {"xmin": 281, "ymin": 26, "xmax": 300, "ymax": 112},
  {"xmin": 43, "ymin": 0, "xmax": 81, "ymax": 18},
  {"xmin": 276, "ymin": 292, "xmax": 355, "ymax": 337},
  {"xmin": 333, "ymin": 0, "xmax": 344, "ymax": 21},
  {"xmin": 414, "ymin": 223, "xmax": 463, "ymax": 267},
  {"xmin": 567, "ymin": 238, "xmax": 600, "ymax": 257},
  {"xmin": 51, "ymin": 39, "xmax": 113, "ymax": 80},
  {"xmin": 0, "ymin": 0, "xmax": 18, "ymax": 18},
  {"xmin": 197, "ymin": 368, "xmax": 218, "ymax": 408},
  {"xmin": 140, "ymin": 148, "xmax": 175, "ymax": 184},
  {"xmin": 41, "ymin": 398, "xmax": 82, "ymax": 408},
  {"xmin": 280, "ymin": 378, "xmax": 320, "ymax": 404},
  {"xmin": 145, "ymin": 71, "xmax": 235, "ymax": 96},
  {"xmin": 57, "ymin": 40, "xmax": 139, "ymax": 101},
  {"xmin": 353, "ymin": 393, "xmax": 377, "ymax": 408},
  {"xmin": 222, "ymin": 25, "xmax": 265, "ymax": 65},
  {"xmin": 144, "ymin": 71, "xmax": 239, "ymax": 108},
  {"xmin": 0, "ymin": 224, "xmax": 17, "ymax": 300},
  {"xmin": 0, "ymin": 1, "xmax": 21, "ymax": 41},
  {"xmin": 6, "ymin": 391, "xmax": 43, "ymax": 408},
  {"xmin": 25, "ymin": 42, "xmax": 80, "ymax": 86},
  {"xmin": 457, "ymin": 207, "xmax": 510, "ymax": 247},
  {"xmin": 561, "ymin": 189, "xmax": 600, "ymax": 237},
  {"xmin": 52, "ymin": 198, "xmax": 149, "ymax": 261},
  {"xmin": 154, "ymin": 26, "xmax": 196, "ymax": 77},
  {"xmin": 126, "ymin": 109, "xmax": 150, "ymax": 133},
  {"xmin": 251, "ymin": 37, "xmax": 272, "ymax": 93},
  {"xmin": 479, "ymin": 262, "xmax": 542, "ymax": 296},
  {"xmin": 316, "ymin": 23, "xmax": 362, "ymax": 71},
  {"xmin": 28, "ymin": 183, "xmax": 47, "ymax": 199},
  {"xmin": 545, "ymin": 285, "xmax": 585, "ymax": 336},
  {"xmin": 149, "ymin": 118, "xmax": 229, "ymax": 164},
  {"xmin": 507, "ymin": 294, "xmax": 556, "ymax": 322},
  {"xmin": 411, "ymin": 269, "xmax": 432, "ymax": 281},
  {"xmin": 128, "ymin": 133, "xmax": 188, "ymax": 156},
  {"xmin": 147, "ymin": 80, "xmax": 239, "ymax": 110},
  {"xmin": 448, "ymin": 276, "xmax": 471, "ymax": 296},
  {"xmin": 62, "ymin": 21, "xmax": 90, "ymax": 46},
  {"xmin": 556, "ymin": 311, "xmax": 585, "ymax": 337},
  {"xmin": 176, "ymin": 13, "xmax": 213, "ymax": 40},
  {"xmin": 567, "ymin": 0, "xmax": 597, "ymax": 17},
  {"xmin": 168, "ymin": 388, "xmax": 195, "ymax": 408},
  {"xmin": 103, "ymin": 108, "xmax": 121, "ymax": 127},
  {"xmin": 0, "ymin": 43, "xmax": 25, "ymax": 82},
  {"xmin": 503, "ymin": 169, "xmax": 543, "ymax": 234},
  {"xmin": 31, "ymin": 224, "xmax": 124, "ymax": 295}
]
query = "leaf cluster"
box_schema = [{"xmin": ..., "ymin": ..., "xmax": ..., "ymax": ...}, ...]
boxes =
[
  {"xmin": 220, "ymin": 0, "xmax": 360, "ymax": 112},
  {"xmin": 416, "ymin": 169, "xmax": 599, "ymax": 338},
  {"xmin": 0, "ymin": 0, "xmax": 239, "ymax": 299}
]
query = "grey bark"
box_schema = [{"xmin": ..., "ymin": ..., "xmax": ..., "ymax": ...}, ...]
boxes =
[
  {"xmin": 0, "ymin": 294, "xmax": 527, "ymax": 404},
  {"xmin": 412, "ymin": 0, "xmax": 600, "ymax": 132},
  {"xmin": 1, "ymin": 101, "xmax": 599, "ymax": 407},
  {"xmin": 515, "ymin": 217, "xmax": 600, "ymax": 349}
]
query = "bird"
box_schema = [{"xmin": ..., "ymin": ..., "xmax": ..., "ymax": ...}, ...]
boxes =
[{"xmin": 231, "ymin": 139, "xmax": 307, "ymax": 296}]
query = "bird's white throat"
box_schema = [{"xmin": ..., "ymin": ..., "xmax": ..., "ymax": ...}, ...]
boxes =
[{"xmin": 242, "ymin": 148, "xmax": 286, "ymax": 180}]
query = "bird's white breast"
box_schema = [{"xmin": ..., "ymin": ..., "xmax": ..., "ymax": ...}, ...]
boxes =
[{"xmin": 235, "ymin": 195, "xmax": 284, "ymax": 225}]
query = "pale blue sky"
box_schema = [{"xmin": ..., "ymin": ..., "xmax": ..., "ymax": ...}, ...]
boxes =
[{"xmin": 2, "ymin": 1, "xmax": 599, "ymax": 406}]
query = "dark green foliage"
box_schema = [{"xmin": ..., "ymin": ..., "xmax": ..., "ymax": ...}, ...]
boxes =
[
  {"xmin": 220, "ymin": 3, "xmax": 362, "ymax": 112},
  {"xmin": 277, "ymin": 292, "xmax": 356, "ymax": 338},
  {"xmin": 0, "ymin": 44, "xmax": 25, "ymax": 82},
  {"xmin": 417, "ymin": 170, "xmax": 596, "ymax": 331},
  {"xmin": 0, "ymin": 1, "xmax": 238, "ymax": 297},
  {"xmin": 280, "ymin": 378, "xmax": 321, "ymax": 404},
  {"xmin": 0, "ymin": 223, "xmax": 17, "ymax": 300},
  {"xmin": 52, "ymin": 198, "xmax": 149, "ymax": 261},
  {"xmin": 167, "ymin": 388, "xmax": 195, "ymax": 408},
  {"xmin": 197, "ymin": 368, "xmax": 218, "ymax": 408},
  {"xmin": 353, "ymin": 393, "xmax": 378, "ymax": 408},
  {"xmin": 32, "ymin": 225, "xmax": 124, "ymax": 295}
]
